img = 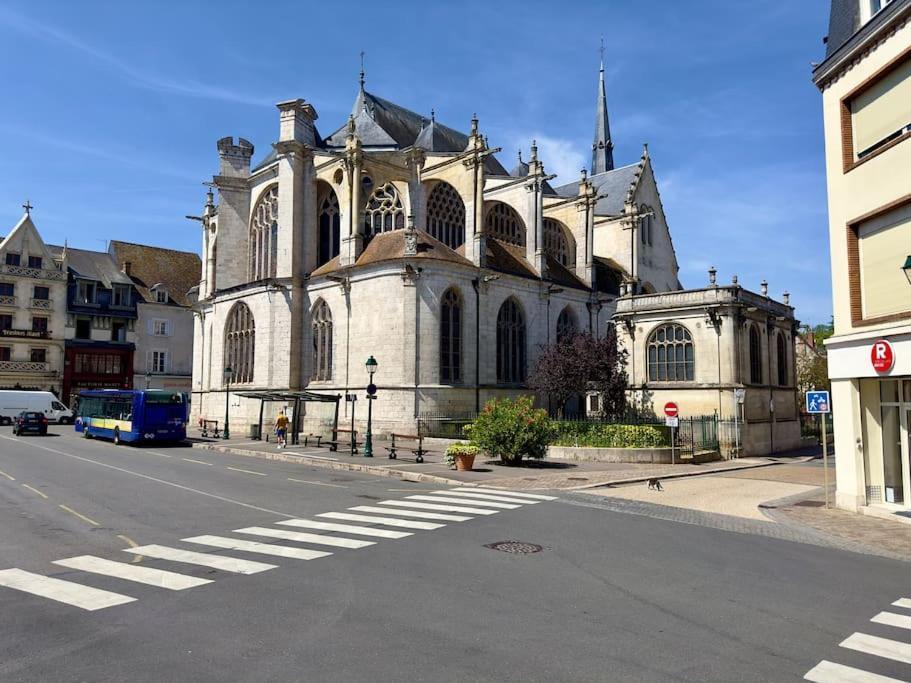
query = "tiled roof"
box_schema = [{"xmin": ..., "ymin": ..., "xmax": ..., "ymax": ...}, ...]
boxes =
[
  {"xmin": 108, "ymin": 241, "xmax": 201, "ymax": 307},
  {"xmin": 64, "ymin": 248, "xmax": 135, "ymax": 289}
]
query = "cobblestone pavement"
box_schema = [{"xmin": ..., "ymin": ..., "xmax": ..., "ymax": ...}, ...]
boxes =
[{"xmin": 721, "ymin": 463, "xmax": 827, "ymax": 486}]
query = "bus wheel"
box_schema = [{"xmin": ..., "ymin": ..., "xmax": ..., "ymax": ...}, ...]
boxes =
[
  {"xmin": 82, "ymin": 427, "xmax": 91, "ymax": 439},
  {"xmin": 113, "ymin": 428, "xmax": 121, "ymax": 445}
]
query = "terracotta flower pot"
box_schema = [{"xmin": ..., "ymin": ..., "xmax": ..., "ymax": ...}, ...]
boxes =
[{"xmin": 454, "ymin": 453, "xmax": 476, "ymax": 471}]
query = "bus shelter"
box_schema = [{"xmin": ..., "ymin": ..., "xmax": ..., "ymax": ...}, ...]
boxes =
[{"xmin": 233, "ymin": 390, "xmax": 341, "ymax": 446}]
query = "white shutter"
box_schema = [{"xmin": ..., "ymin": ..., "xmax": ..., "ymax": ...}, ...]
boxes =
[{"xmin": 852, "ymin": 57, "xmax": 911, "ymax": 156}]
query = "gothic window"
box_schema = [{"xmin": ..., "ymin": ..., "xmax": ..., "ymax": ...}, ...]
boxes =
[
  {"xmin": 249, "ymin": 185, "xmax": 278, "ymax": 281},
  {"xmin": 364, "ymin": 183, "xmax": 404, "ymax": 239},
  {"xmin": 426, "ymin": 182, "xmax": 466, "ymax": 250},
  {"xmin": 311, "ymin": 300, "xmax": 333, "ymax": 382},
  {"xmin": 556, "ymin": 306, "xmax": 577, "ymax": 343},
  {"xmin": 496, "ymin": 298, "xmax": 526, "ymax": 383},
  {"xmin": 485, "ymin": 202, "xmax": 526, "ymax": 247},
  {"xmin": 776, "ymin": 332, "xmax": 788, "ymax": 386},
  {"xmin": 318, "ymin": 189, "xmax": 341, "ymax": 266},
  {"xmin": 225, "ymin": 302, "xmax": 255, "ymax": 385},
  {"xmin": 544, "ymin": 219, "xmax": 574, "ymax": 266},
  {"xmin": 440, "ymin": 288, "xmax": 462, "ymax": 383},
  {"xmin": 749, "ymin": 324, "xmax": 763, "ymax": 384},
  {"xmin": 647, "ymin": 323, "xmax": 694, "ymax": 382}
]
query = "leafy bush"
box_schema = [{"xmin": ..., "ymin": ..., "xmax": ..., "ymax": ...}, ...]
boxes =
[
  {"xmin": 443, "ymin": 442, "xmax": 480, "ymax": 470},
  {"xmin": 551, "ymin": 422, "xmax": 669, "ymax": 449},
  {"xmin": 465, "ymin": 397, "xmax": 552, "ymax": 466}
]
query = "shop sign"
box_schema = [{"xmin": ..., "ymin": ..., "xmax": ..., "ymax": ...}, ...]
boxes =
[{"xmin": 871, "ymin": 339, "xmax": 894, "ymax": 373}]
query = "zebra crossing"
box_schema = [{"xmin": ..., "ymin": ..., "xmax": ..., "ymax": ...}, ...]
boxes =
[
  {"xmin": 0, "ymin": 487, "xmax": 555, "ymax": 612},
  {"xmin": 805, "ymin": 597, "xmax": 911, "ymax": 682}
]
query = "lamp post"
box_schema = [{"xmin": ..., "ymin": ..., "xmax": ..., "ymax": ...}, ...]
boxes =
[
  {"xmin": 223, "ymin": 366, "xmax": 232, "ymax": 440},
  {"xmin": 903, "ymin": 255, "xmax": 911, "ymax": 286},
  {"xmin": 364, "ymin": 355, "xmax": 378, "ymax": 458},
  {"xmin": 145, "ymin": 372, "xmax": 151, "ymax": 390}
]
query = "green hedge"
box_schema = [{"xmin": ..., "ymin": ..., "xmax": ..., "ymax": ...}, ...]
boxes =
[{"xmin": 551, "ymin": 422, "xmax": 669, "ymax": 449}]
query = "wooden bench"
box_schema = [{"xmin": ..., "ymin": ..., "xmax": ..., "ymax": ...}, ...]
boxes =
[
  {"xmin": 385, "ymin": 433, "xmax": 431, "ymax": 463},
  {"xmin": 326, "ymin": 428, "xmax": 360, "ymax": 454},
  {"xmin": 303, "ymin": 433, "xmax": 323, "ymax": 447},
  {"xmin": 199, "ymin": 420, "xmax": 220, "ymax": 439}
]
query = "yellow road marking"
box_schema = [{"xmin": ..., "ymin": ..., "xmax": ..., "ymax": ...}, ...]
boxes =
[
  {"xmin": 182, "ymin": 458, "xmax": 213, "ymax": 466},
  {"xmin": 58, "ymin": 504, "xmax": 99, "ymax": 527},
  {"xmin": 227, "ymin": 466, "xmax": 266, "ymax": 477},
  {"xmin": 21, "ymin": 484, "xmax": 48, "ymax": 499},
  {"xmin": 117, "ymin": 534, "xmax": 143, "ymax": 563},
  {"xmin": 288, "ymin": 477, "xmax": 345, "ymax": 488},
  {"xmin": 0, "ymin": 469, "xmax": 15, "ymax": 481}
]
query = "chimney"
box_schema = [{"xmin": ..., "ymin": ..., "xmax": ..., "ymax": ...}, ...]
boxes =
[
  {"xmin": 122, "ymin": 261, "xmax": 132, "ymax": 275},
  {"xmin": 276, "ymin": 99, "xmax": 318, "ymax": 146}
]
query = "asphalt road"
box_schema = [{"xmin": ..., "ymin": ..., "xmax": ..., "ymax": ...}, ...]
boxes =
[{"xmin": 0, "ymin": 427, "xmax": 909, "ymax": 682}]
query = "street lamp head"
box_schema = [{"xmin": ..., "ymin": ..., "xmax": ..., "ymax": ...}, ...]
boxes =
[
  {"xmin": 224, "ymin": 366, "xmax": 233, "ymax": 380},
  {"xmin": 903, "ymin": 255, "xmax": 911, "ymax": 285},
  {"xmin": 365, "ymin": 355, "xmax": 378, "ymax": 377}
]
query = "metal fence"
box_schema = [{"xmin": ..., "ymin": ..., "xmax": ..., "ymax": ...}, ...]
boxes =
[{"xmin": 417, "ymin": 411, "xmax": 478, "ymax": 439}]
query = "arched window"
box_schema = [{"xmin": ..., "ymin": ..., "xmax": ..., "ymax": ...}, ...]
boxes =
[
  {"xmin": 749, "ymin": 324, "xmax": 763, "ymax": 384},
  {"xmin": 544, "ymin": 219, "xmax": 574, "ymax": 266},
  {"xmin": 485, "ymin": 202, "xmax": 525, "ymax": 247},
  {"xmin": 647, "ymin": 323, "xmax": 694, "ymax": 382},
  {"xmin": 496, "ymin": 298, "xmax": 526, "ymax": 383},
  {"xmin": 225, "ymin": 302, "xmax": 255, "ymax": 385},
  {"xmin": 312, "ymin": 300, "xmax": 333, "ymax": 382},
  {"xmin": 318, "ymin": 189, "xmax": 341, "ymax": 266},
  {"xmin": 426, "ymin": 182, "xmax": 466, "ymax": 250},
  {"xmin": 440, "ymin": 288, "xmax": 462, "ymax": 383},
  {"xmin": 776, "ymin": 332, "xmax": 788, "ymax": 386},
  {"xmin": 364, "ymin": 183, "xmax": 404, "ymax": 239},
  {"xmin": 640, "ymin": 205, "xmax": 654, "ymax": 247},
  {"xmin": 556, "ymin": 306, "xmax": 577, "ymax": 343},
  {"xmin": 249, "ymin": 185, "xmax": 278, "ymax": 281}
]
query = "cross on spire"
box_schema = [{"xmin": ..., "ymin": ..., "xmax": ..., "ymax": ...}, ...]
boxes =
[
  {"xmin": 599, "ymin": 35, "xmax": 605, "ymax": 69},
  {"xmin": 22, "ymin": 200, "xmax": 33, "ymax": 215},
  {"xmin": 592, "ymin": 38, "xmax": 614, "ymax": 175},
  {"xmin": 359, "ymin": 51, "xmax": 366, "ymax": 91}
]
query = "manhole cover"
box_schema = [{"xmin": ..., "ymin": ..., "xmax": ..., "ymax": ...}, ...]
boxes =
[
  {"xmin": 484, "ymin": 541, "xmax": 544, "ymax": 555},
  {"xmin": 794, "ymin": 500, "xmax": 826, "ymax": 508}
]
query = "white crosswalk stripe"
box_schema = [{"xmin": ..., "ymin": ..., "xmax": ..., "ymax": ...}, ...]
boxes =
[
  {"xmin": 475, "ymin": 487, "xmax": 557, "ymax": 501},
  {"xmin": 841, "ymin": 632, "xmax": 911, "ymax": 665},
  {"xmin": 871, "ymin": 612, "xmax": 911, "ymax": 631},
  {"xmin": 276, "ymin": 519, "xmax": 412, "ymax": 539},
  {"xmin": 234, "ymin": 526, "xmax": 375, "ymax": 549},
  {"xmin": 433, "ymin": 490, "xmax": 540, "ymax": 505},
  {"xmin": 127, "ymin": 544, "xmax": 277, "ymax": 574},
  {"xmin": 378, "ymin": 500, "xmax": 499, "ymax": 515},
  {"xmin": 182, "ymin": 535, "xmax": 334, "ymax": 560},
  {"xmin": 53, "ymin": 555, "xmax": 211, "ymax": 591},
  {"xmin": 348, "ymin": 505, "xmax": 471, "ymax": 521},
  {"xmin": 318, "ymin": 511, "xmax": 445, "ymax": 530},
  {"xmin": 893, "ymin": 598, "xmax": 911, "ymax": 609},
  {"xmin": 405, "ymin": 495, "xmax": 520, "ymax": 510},
  {"xmin": 804, "ymin": 659, "xmax": 906, "ymax": 682},
  {"xmin": 0, "ymin": 568, "xmax": 136, "ymax": 611}
]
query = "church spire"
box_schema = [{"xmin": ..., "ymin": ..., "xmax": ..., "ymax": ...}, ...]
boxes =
[{"xmin": 592, "ymin": 39, "xmax": 614, "ymax": 175}]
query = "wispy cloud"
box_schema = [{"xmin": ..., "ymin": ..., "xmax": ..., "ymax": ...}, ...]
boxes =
[
  {"xmin": 0, "ymin": 7, "xmax": 274, "ymax": 107},
  {"xmin": 506, "ymin": 134, "xmax": 587, "ymax": 185}
]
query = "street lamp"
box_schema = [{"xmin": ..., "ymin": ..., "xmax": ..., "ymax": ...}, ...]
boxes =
[
  {"xmin": 364, "ymin": 355, "xmax": 378, "ymax": 457},
  {"xmin": 903, "ymin": 255, "xmax": 911, "ymax": 286},
  {"xmin": 223, "ymin": 366, "xmax": 232, "ymax": 440},
  {"xmin": 145, "ymin": 372, "xmax": 151, "ymax": 390}
]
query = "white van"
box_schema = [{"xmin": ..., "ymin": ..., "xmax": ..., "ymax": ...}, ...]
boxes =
[{"xmin": 0, "ymin": 391, "xmax": 74, "ymax": 426}]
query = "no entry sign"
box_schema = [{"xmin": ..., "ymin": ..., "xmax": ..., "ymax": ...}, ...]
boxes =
[
  {"xmin": 664, "ymin": 402, "xmax": 679, "ymax": 418},
  {"xmin": 871, "ymin": 339, "xmax": 894, "ymax": 373}
]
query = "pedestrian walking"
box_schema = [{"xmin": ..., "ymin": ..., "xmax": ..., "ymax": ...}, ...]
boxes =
[{"xmin": 275, "ymin": 411, "xmax": 289, "ymax": 449}]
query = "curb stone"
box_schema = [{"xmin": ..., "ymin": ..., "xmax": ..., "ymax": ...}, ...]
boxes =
[{"xmin": 566, "ymin": 459, "xmax": 785, "ymax": 491}]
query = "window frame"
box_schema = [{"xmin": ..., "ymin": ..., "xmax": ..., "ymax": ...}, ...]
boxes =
[
  {"xmin": 311, "ymin": 300, "xmax": 333, "ymax": 382},
  {"xmin": 496, "ymin": 298, "xmax": 526, "ymax": 384},
  {"xmin": 749, "ymin": 324, "xmax": 763, "ymax": 385},
  {"xmin": 439, "ymin": 288, "xmax": 462, "ymax": 384},
  {"xmin": 646, "ymin": 323, "xmax": 695, "ymax": 383},
  {"xmin": 225, "ymin": 302, "xmax": 256, "ymax": 385}
]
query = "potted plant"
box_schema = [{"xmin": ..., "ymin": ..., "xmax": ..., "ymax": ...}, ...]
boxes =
[
  {"xmin": 464, "ymin": 396, "xmax": 552, "ymax": 466},
  {"xmin": 445, "ymin": 442, "xmax": 480, "ymax": 471}
]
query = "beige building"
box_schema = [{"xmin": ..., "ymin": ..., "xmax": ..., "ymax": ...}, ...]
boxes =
[{"xmin": 815, "ymin": 0, "xmax": 911, "ymax": 510}]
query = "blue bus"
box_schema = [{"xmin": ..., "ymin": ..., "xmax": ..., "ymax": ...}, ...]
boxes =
[{"xmin": 75, "ymin": 389, "xmax": 188, "ymax": 444}]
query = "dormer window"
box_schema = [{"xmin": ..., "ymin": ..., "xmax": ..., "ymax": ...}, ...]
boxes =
[
  {"xmin": 77, "ymin": 280, "xmax": 96, "ymax": 305},
  {"xmin": 28, "ymin": 256, "xmax": 42, "ymax": 269},
  {"xmin": 861, "ymin": 0, "xmax": 893, "ymax": 23},
  {"xmin": 112, "ymin": 284, "xmax": 131, "ymax": 307},
  {"xmin": 155, "ymin": 288, "xmax": 168, "ymax": 304},
  {"xmin": 5, "ymin": 253, "xmax": 20, "ymax": 266}
]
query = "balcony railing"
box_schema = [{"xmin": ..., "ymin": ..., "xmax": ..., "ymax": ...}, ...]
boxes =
[
  {"xmin": 0, "ymin": 264, "xmax": 66, "ymax": 281},
  {"xmin": 30, "ymin": 298, "xmax": 53, "ymax": 310},
  {"xmin": 0, "ymin": 295, "xmax": 15, "ymax": 307},
  {"xmin": 0, "ymin": 360, "xmax": 51, "ymax": 373}
]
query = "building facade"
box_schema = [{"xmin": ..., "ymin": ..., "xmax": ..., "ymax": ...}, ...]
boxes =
[
  {"xmin": 191, "ymin": 63, "xmax": 682, "ymax": 436},
  {"xmin": 0, "ymin": 212, "xmax": 68, "ymax": 395},
  {"xmin": 815, "ymin": 0, "xmax": 911, "ymax": 510}
]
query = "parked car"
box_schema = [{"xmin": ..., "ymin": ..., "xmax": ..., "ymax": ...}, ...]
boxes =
[{"xmin": 12, "ymin": 411, "xmax": 48, "ymax": 436}]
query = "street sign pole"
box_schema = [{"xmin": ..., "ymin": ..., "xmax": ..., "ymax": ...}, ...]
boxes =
[
  {"xmin": 671, "ymin": 425, "xmax": 676, "ymax": 465},
  {"xmin": 822, "ymin": 413, "xmax": 829, "ymax": 509}
]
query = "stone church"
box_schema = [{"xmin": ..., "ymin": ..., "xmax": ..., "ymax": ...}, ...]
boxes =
[{"xmin": 190, "ymin": 61, "xmax": 683, "ymax": 435}]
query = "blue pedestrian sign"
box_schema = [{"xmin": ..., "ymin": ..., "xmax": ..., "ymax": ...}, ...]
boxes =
[{"xmin": 806, "ymin": 391, "xmax": 830, "ymax": 414}]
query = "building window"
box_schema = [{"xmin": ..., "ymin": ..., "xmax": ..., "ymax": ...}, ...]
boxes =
[
  {"xmin": 75, "ymin": 317, "xmax": 92, "ymax": 340},
  {"xmin": 31, "ymin": 316, "xmax": 48, "ymax": 334},
  {"xmin": 77, "ymin": 281, "xmax": 96, "ymax": 305},
  {"xmin": 151, "ymin": 351, "xmax": 168, "ymax": 374},
  {"xmin": 5, "ymin": 253, "xmax": 20, "ymax": 266},
  {"xmin": 0, "ymin": 347, "xmax": 9, "ymax": 361},
  {"xmin": 33, "ymin": 285, "xmax": 49, "ymax": 300},
  {"xmin": 863, "ymin": 0, "xmax": 894, "ymax": 23},
  {"xmin": 154, "ymin": 288, "xmax": 168, "ymax": 304},
  {"xmin": 556, "ymin": 306, "xmax": 577, "ymax": 343},
  {"xmin": 225, "ymin": 302, "xmax": 255, "ymax": 385},
  {"xmin": 111, "ymin": 320, "xmax": 126, "ymax": 343},
  {"xmin": 152, "ymin": 319, "xmax": 170, "ymax": 336},
  {"xmin": 311, "ymin": 300, "xmax": 333, "ymax": 382},
  {"xmin": 317, "ymin": 189, "xmax": 341, "ymax": 266},
  {"xmin": 749, "ymin": 324, "xmax": 763, "ymax": 384},
  {"xmin": 776, "ymin": 332, "xmax": 788, "ymax": 386},
  {"xmin": 249, "ymin": 185, "xmax": 279, "ymax": 281},
  {"xmin": 28, "ymin": 256, "xmax": 43, "ymax": 269},
  {"xmin": 845, "ymin": 52, "xmax": 911, "ymax": 163},
  {"xmin": 426, "ymin": 182, "xmax": 466, "ymax": 250},
  {"xmin": 364, "ymin": 183, "xmax": 405, "ymax": 239},
  {"xmin": 0, "ymin": 282, "xmax": 13, "ymax": 297},
  {"xmin": 485, "ymin": 202, "xmax": 525, "ymax": 247},
  {"xmin": 0, "ymin": 314, "xmax": 12, "ymax": 331},
  {"xmin": 113, "ymin": 284, "xmax": 131, "ymax": 307},
  {"xmin": 647, "ymin": 323, "xmax": 694, "ymax": 382},
  {"xmin": 544, "ymin": 219, "xmax": 573, "ymax": 266},
  {"xmin": 30, "ymin": 348, "xmax": 46, "ymax": 363},
  {"xmin": 440, "ymin": 288, "xmax": 462, "ymax": 383},
  {"xmin": 496, "ymin": 298, "xmax": 526, "ymax": 384}
]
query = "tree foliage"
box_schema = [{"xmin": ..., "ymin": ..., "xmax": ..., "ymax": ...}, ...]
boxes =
[
  {"xmin": 465, "ymin": 396, "xmax": 551, "ymax": 466},
  {"xmin": 527, "ymin": 328, "xmax": 629, "ymax": 417}
]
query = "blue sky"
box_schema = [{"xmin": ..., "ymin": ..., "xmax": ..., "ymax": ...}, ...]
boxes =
[{"xmin": 0, "ymin": 1, "xmax": 831, "ymax": 324}]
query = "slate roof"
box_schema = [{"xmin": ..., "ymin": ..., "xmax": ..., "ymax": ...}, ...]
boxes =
[
  {"xmin": 64, "ymin": 248, "xmax": 134, "ymax": 289},
  {"xmin": 554, "ymin": 162, "xmax": 640, "ymax": 215},
  {"xmin": 107, "ymin": 241, "xmax": 201, "ymax": 307}
]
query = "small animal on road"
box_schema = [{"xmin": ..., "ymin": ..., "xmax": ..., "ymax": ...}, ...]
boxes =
[{"xmin": 647, "ymin": 478, "xmax": 664, "ymax": 491}]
